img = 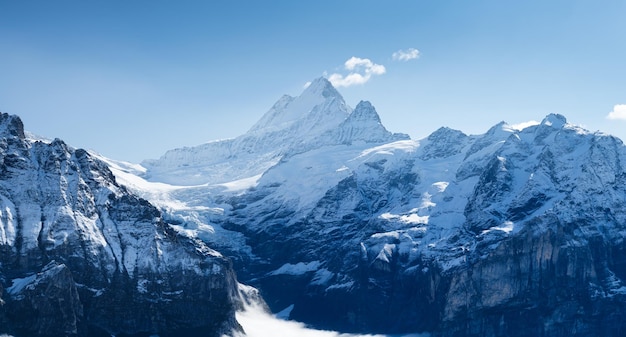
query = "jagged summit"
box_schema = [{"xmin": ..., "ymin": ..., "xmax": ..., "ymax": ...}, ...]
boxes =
[
  {"xmin": 142, "ymin": 78, "xmax": 406, "ymax": 185},
  {"xmin": 350, "ymin": 101, "xmax": 382, "ymax": 123},
  {"xmin": 420, "ymin": 126, "xmax": 469, "ymax": 160},
  {"xmin": 541, "ymin": 113, "xmax": 567, "ymax": 128},
  {"xmin": 248, "ymin": 77, "xmax": 347, "ymax": 134},
  {"xmin": 303, "ymin": 77, "xmax": 342, "ymax": 99},
  {"xmin": 327, "ymin": 100, "xmax": 410, "ymax": 145},
  {"xmin": 0, "ymin": 112, "xmax": 25, "ymax": 139}
]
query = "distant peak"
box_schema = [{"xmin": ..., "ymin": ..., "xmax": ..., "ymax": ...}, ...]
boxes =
[
  {"xmin": 301, "ymin": 77, "xmax": 341, "ymax": 99},
  {"xmin": 541, "ymin": 113, "xmax": 567, "ymax": 128},
  {"xmin": 309, "ymin": 76, "xmax": 332, "ymax": 88},
  {"xmin": 485, "ymin": 121, "xmax": 516, "ymax": 135},
  {"xmin": 355, "ymin": 100, "xmax": 374, "ymax": 109},
  {"xmin": 428, "ymin": 126, "xmax": 466, "ymax": 140},
  {"xmin": 350, "ymin": 101, "xmax": 381, "ymax": 123}
]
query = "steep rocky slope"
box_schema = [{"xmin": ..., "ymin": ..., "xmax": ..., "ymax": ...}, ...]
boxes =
[{"xmin": 0, "ymin": 113, "xmax": 242, "ymax": 337}]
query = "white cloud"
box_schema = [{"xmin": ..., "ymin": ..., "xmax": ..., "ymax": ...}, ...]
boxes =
[
  {"xmin": 392, "ymin": 48, "xmax": 420, "ymax": 61},
  {"xmin": 328, "ymin": 57, "xmax": 386, "ymax": 88},
  {"xmin": 606, "ymin": 104, "xmax": 626, "ymax": 120},
  {"xmin": 344, "ymin": 57, "xmax": 386, "ymax": 75},
  {"xmin": 328, "ymin": 72, "xmax": 369, "ymax": 87}
]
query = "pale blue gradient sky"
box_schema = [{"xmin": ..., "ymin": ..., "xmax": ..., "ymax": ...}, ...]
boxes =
[{"xmin": 1, "ymin": 1, "xmax": 625, "ymax": 162}]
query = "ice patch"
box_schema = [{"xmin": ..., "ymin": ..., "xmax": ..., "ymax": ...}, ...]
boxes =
[
  {"xmin": 357, "ymin": 140, "xmax": 419, "ymax": 158},
  {"xmin": 371, "ymin": 231, "xmax": 401, "ymax": 240},
  {"xmin": 7, "ymin": 274, "xmax": 37, "ymax": 296},
  {"xmin": 326, "ymin": 281, "xmax": 355, "ymax": 291},
  {"xmin": 269, "ymin": 261, "xmax": 321, "ymax": 276},
  {"xmin": 380, "ymin": 213, "xmax": 429, "ymax": 225},
  {"xmin": 218, "ymin": 174, "xmax": 262, "ymax": 192},
  {"xmin": 311, "ymin": 268, "xmax": 334, "ymax": 285},
  {"xmin": 482, "ymin": 221, "xmax": 515, "ymax": 235},
  {"xmin": 431, "ymin": 181, "xmax": 449, "ymax": 193}
]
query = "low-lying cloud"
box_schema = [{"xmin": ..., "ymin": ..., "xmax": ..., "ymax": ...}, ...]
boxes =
[{"xmin": 234, "ymin": 303, "xmax": 429, "ymax": 337}]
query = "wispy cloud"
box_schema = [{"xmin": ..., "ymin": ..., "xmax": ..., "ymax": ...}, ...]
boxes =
[
  {"xmin": 328, "ymin": 57, "xmax": 386, "ymax": 88},
  {"xmin": 606, "ymin": 104, "xmax": 626, "ymax": 120},
  {"xmin": 392, "ymin": 48, "xmax": 420, "ymax": 61}
]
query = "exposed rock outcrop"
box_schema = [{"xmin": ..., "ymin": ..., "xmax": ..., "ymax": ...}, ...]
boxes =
[{"xmin": 0, "ymin": 112, "xmax": 242, "ymax": 337}]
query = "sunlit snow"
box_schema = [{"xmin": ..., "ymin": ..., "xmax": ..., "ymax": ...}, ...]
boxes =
[
  {"xmin": 481, "ymin": 221, "xmax": 515, "ymax": 235},
  {"xmin": 269, "ymin": 261, "xmax": 322, "ymax": 276},
  {"xmin": 218, "ymin": 174, "xmax": 263, "ymax": 192}
]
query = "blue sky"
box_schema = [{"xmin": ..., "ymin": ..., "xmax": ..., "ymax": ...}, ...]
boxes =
[{"xmin": 1, "ymin": 1, "xmax": 625, "ymax": 162}]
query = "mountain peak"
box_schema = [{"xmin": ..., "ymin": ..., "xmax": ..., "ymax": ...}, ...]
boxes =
[
  {"xmin": 0, "ymin": 112, "xmax": 26, "ymax": 140},
  {"xmin": 303, "ymin": 77, "xmax": 341, "ymax": 99},
  {"xmin": 541, "ymin": 113, "xmax": 567, "ymax": 128},
  {"xmin": 328, "ymin": 100, "xmax": 409, "ymax": 145},
  {"xmin": 248, "ymin": 77, "xmax": 347, "ymax": 134},
  {"xmin": 351, "ymin": 101, "xmax": 381, "ymax": 123}
]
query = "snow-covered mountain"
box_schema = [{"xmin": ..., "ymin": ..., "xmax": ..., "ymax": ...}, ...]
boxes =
[
  {"xmin": 0, "ymin": 113, "xmax": 243, "ymax": 337},
  {"xmin": 5, "ymin": 77, "xmax": 626, "ymax": 337},
  {"xmin": 109, "ymin": 79, "xmax": 626, "ymax": 336},
  {"xmin": 141, "ymin": 77, "xmax": 408, "ymax": 186}
]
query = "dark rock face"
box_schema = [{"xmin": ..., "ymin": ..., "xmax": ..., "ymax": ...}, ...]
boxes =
[
  {"xmin": 6, "ymin": 262, "xmax": 82, "ymax": 337},
  {"xmin": 0, "ymin": 113, "xmax": 241, "ymax": 337},
  {"xmin": 439, "ymin": 221, "xmax": 626, "ymax": 337}
]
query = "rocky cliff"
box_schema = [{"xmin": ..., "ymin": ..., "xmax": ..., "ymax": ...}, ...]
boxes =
[{"xmin": 0, "ymin": 112, "xmax": 242, "ymax": 337}]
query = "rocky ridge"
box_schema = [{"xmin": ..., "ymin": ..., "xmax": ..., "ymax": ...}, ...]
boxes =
[{"xmin": 0, "ymin": 112, "xmax": 243, "ymax": 337}]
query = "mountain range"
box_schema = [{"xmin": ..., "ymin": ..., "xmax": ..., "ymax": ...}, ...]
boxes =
[{"xmin": 2, "ymin": 77, "xmax": 626, "ymax": 336}]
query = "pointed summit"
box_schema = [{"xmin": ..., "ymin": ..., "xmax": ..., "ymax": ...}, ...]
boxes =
[
  {"xmin": 349, "ymin": 101, "xmax": 382, "ymax": 124},
  {"xmin": 420, "ymin": 127, "xmax": 469, "ymax": 160},
  {"xmin": 328, "ymin": 101, "xmax": 409, "ymax": 145},
  {"xmin": 301, "ymin": 77, "xmax": 342, "ymax": 100},
  {"xmin": 0, "ymin": 112, "xmax": 26, "ymax": 140},
  {"xmin": 248, "ymin": 77, "xmax": 348, "ymax": 134}
]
